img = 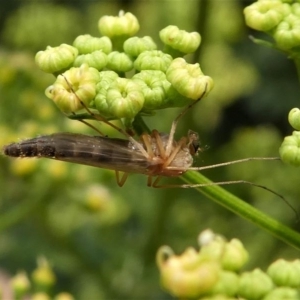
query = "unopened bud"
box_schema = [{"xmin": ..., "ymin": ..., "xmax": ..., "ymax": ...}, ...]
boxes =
[
  {"xmin": 157, "ymin": 246, "xmax": 220, "ymax": 298},
  {"xmin": 35, "ymin": 44, "xmax": 78, "ymax": 74},
  {"xmin": 98, "ymin": 11, "xmax": 139, "ymax": 38},
  {"xmin": 166, "ymin": 57, "xmax": 213, "ymax": 100},
  {"xmin": 159, "ymin": 25, "xmax": 201, "ymax": 55},
  {"xmin": 45, "ymin": 64, "xmax": 100, "ymax": 113},
  {"xmin": 238, "ymin": 269, "xmax": 274, "ymax": 299},
  {"xmin": 279, "ymin": 131, "xmax": 300, "ymax": 166},
  {"xmin": 244, "ymin": 1, "xmax": 290, "ymax": 32},
  {"xmin": 107, "ymin": 51, "xmax": 133, "ymax": 73},
  {"xmin": 288, "ymin": 108, "xmax": 300, "ymax": 130},
  {"xmin": 123, "ymin": 36, "xmax": 157, "ymax": 57},
  {"xmin": 134, "ymin": 50, "xmax": 173, "ymax": 72},
  {"xmin": 267, "ymin": 259, "xmax": 300, "ymax": 288},
  {"xmin": 73, "ymin": 34, "xmax": 112, "ymax": 54}
]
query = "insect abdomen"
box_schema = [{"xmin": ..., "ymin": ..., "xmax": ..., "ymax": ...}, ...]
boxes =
[{"xmin": 3, "ymin": 136, "xmax": 56, "ymax": 158}]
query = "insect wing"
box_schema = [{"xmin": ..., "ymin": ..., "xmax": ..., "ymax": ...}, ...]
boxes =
[{"xmin": 4, "ymin": 133, "xmax": 151, "ymax": 174}]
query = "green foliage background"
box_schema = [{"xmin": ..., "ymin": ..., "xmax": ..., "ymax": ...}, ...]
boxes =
[{"xmin": 1, "ymin": 0, "xmax": 300, "ymax": 298}]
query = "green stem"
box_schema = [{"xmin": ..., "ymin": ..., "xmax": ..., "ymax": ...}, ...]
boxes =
[{"xmin": 181, "ymin": 171, "xmax": 300, "ymax": 250}]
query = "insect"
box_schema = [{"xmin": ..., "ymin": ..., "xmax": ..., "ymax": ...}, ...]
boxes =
[{"xmin": 3, "ymin": 83, "xmax": 283, "ymax": 193}]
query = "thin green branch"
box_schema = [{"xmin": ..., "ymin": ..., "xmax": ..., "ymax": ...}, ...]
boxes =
[{"xmin": 181, "ymin": 171, "xmax": 300, "ymax": 251}]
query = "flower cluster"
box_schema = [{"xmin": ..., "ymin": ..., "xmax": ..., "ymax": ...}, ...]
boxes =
[
  {"xmin": 244, "ymin": 0, "xmax": 300, "ymax": 50},
  {"xmin": 35, "ymin": 11, "xmax": 213, "ymax": 126},
  {"xmin": 244, "ymin": 1, "xmax": 300, "ymax": 166},
  {"xmin": 9, "ymin": 257, "xmax": 74, "ymax": 300},
  {"xmin": 157, "ymin": 229, "xmax": 300, "ymax": 299}
]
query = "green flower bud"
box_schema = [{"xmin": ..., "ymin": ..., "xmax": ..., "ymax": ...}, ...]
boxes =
[
  {"xmin": 244, "ymin": 1, "xmax": 290, "ymax": 32},
  {"xmin": 274, "ymin": 14, "xmax": 300, "ymax": 50},
  {"xmin": 288, "ymin": 108, "xmax": 300, "ymax": 130},
  {"xmin": 73, "ymin": 50, "xmax": 108, "ymax": 70},
  {"xmin": 221, "ymin": 238, "xmax": 249, "ymax": 271},
  {"xmin": 132, "ymin": 70, "xmax": 170, "ymax": 109},
  {"xmin": 94, "ymin": 71, "xmax": 119, "ymax": 116},
  {"xmin": 279, "ymin": 131, "xmax": 300, "ymax": 166},
  {"xmin": 32, "ymin": 257, "xmax": 56, "ymax": 291},
  {"xmin": 35, "ymin": 44, "xmax": 78, "ymax": 74},
  {"xmin": 238, "ymin": 269, "xmax": 274, "ymax": 300},
  {"xmin": 210, "ymin": 271, "xmax": 239, "ymax": 297},
  {"xmin": 96, "ymin": 78, "xmax": 144, "ymax": 119},
  {"xmin": 159, "ymin": 25, "xmax": 201, "ymax": 55},
  {"xmin": 45, "ymin": 64, "xmax": 100, "ymax": 113},
  {"xmin": 98, "ymin": 11, "xmax": 139, "ymax": 38},
  {"xmin": 166, "ymin": 57, "xmax": 214, "ymax": 100},
  {"xmin": 267, "ymin": 259, "xmax": 300, "ymax": 288},
  {"xmin": 123, "ymin": 36, "xmax": 157, "ymax": 57},
  {"xmin": 54, "ymin": 292, "xmax": 75, "ymax": 300},
  {"xmin": 134, "ymin": 50, "xmax": 173, "ymax": 72},
  {"xmin": 73, "ymin": 34, "xmax": 112, "ymax": 54},
  {"xmin": 200, "ymin": 237, "xmax": 248, "ymax": 271},
  {"xmin": 11, "ymin": 271, "xmax": 31, "ymax": 298},
  {"xmin": 106, "ymin": 51, "xmax": 133, "ymax": 73},
  {"xmin": 157, "ymin": 246, "xmax": 220, "ymax": 298},
  {"xmin": 263, "ymin": 287, "xmax": 300, "ymax": 300}
]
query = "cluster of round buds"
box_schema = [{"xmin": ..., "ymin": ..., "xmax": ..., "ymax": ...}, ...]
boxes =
[
  {"xmin": 244, "ymin": 1, "xmax": 300, "ymax": 50},
  {"xmin": 244, "ymin": 2, "xmax": 300, "ymax": 167},
  {"xmin": 279, "ymin": 108, "xmax": 300, "ymax": 166},
  {"xmin": 34, "ymin": 11, "xmax": 213, "ymax": 126},
  {"xmin": 157, "ymin": 229, "xmax": 300, "ymax": 299},
  {"xmin": 8, "ymin": 257, "xmax": 74, "ymax": 300}
]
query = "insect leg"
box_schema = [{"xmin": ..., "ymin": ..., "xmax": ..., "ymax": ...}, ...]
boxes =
[
  {"xmin": 165, "ymin": 84, "xmax": 208, "ymax": 157},
  {"xmin": 115, "ymin": 171, "xmax": 129, "ymax": 187}
]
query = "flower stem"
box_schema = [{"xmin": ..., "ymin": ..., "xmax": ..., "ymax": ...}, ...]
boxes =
[{"xmin": 181, "ymin": 170, "xmax": 300, "ymax": 250}]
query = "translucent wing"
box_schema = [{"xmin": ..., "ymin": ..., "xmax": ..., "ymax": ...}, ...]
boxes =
[{"xmin": 3, "ymin": 133, "xmax": 152, "ymax": 174}]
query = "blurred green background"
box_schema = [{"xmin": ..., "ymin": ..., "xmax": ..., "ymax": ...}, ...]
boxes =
[{"xmin": 1, "ymin": 0, "xmax": 300, "ymax": 299}]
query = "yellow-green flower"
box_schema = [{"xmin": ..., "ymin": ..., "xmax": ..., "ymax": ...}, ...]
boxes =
[
  {"xmin": 73, "ymin": 34, "xmax": 112, "ymax": 54},
  {"xmin": 159, "ymin": 25, "xmax": 201, "ymax": 55},
  {"xmin": 98, "ymin": 11, "xmax": 139, "ymax": 38},
  {"xmin": 166, "ymin": 57, "xmax": 213, "ymax": 100},
  {"xmin": 35, "ymin": 44, "xmax": 78, "ymax": 74},
  {"xmin": 279, "ymin": 131, "xmax": 300, "ymax": 166},
  {"xmin": 45, "ymin": 64, "xmax": 100, "ymax": 113},
  {"xmin": 244, "ymin": 0, "xmax": 290, "ymax": 32}
]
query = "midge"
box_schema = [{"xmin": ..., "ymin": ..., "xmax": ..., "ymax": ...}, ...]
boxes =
[{"xmin": 3, "ymin": 84, "xmax": 281, "ymax": 194}]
